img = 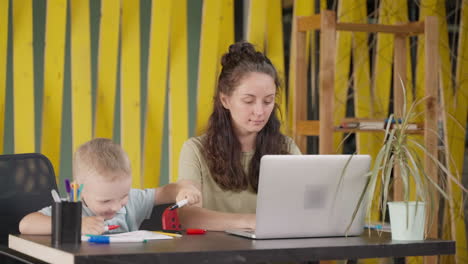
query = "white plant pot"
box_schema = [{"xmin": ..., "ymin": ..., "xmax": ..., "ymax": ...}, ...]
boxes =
[{"xmin": 388, "ymin": 201, "xmax": 425, "ymax": 240}]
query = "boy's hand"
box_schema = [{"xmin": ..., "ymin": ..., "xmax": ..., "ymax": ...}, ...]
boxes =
[
  {"xmin": 82, "ymin": 216, "xmax": 105, "ymax": 235},
  {"xmin": 176, "ymin": 183, "xmax": 201, "ymax": 206}
]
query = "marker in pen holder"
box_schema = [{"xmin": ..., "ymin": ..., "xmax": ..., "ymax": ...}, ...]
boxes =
[{"xmin": 52, "ymin": 201, "xmax": 82, "ymax": 245}]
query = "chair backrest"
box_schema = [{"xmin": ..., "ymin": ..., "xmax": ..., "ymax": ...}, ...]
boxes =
[
  {"xmin": 139, "ymin": 204, "xmax": 171, "ymax": 230},
  {"xmin": 0, "ymin": 153, "xmax": 57, "ymax": 245}
]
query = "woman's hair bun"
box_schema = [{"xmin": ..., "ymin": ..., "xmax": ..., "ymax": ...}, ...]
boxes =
[{"xmin": 221, "ymin": 42, "xmax": 263, "ymax": 68}]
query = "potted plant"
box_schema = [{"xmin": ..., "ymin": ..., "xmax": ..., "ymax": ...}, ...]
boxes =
[{"xmin": 340, "ymin": 95, "xmax": 467, "ymax": 240}]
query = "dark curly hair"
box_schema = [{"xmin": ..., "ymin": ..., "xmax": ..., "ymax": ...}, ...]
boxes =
[{"xmin": 202, "ymin": 42, "xmax": 290, "ymax": 193}]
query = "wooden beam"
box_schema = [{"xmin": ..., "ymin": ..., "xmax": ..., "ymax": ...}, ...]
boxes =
[
  {"xmin": 319, "ymin": 11, "xmax": 336, "ymax": 154},
  {"xmin": 296, "ymin": 120, "xmax": 320, "ymax": 136},
  {"xmin": 297, "ymin": 15, "xmax": 321, "ymax": 32},
  {"xmin": 336, "ymin": 21, "xmax": 424, "ymax": 35},
  {"xmin": 293, "ymin": 30, "xmax": 307, "ymax": 152},
  {"xmin": 393, "ymin": 34, "xmax": 408, "ymax": 203},
  {"xmin": 423, "ymin": 15, "xmax": 439, "ymax": 264}
]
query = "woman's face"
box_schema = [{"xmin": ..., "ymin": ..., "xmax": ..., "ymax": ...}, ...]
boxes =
[{"xmin": 220, "ymin": 72, "xmax": 276, "ymax": 137}]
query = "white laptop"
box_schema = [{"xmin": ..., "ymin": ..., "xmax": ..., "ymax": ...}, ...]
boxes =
[{"xmin": 226, "ymin": 155, "xmax": 371, "ymax": 239}]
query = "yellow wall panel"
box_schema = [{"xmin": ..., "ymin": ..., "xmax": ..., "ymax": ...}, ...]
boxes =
[
  {"xmin": 94, "ymin": 0, "xmax": 120, "ymax": 139},
  {"xmin": 287, "ymin": 0, "xmax": 314, "ymax": 134},
  {"xmin": 143, "ymin": 0, "xmax": 171, "ymax": 188},
  {"xmin": 415, "ymin": 0, "xmax": 437, "ymax": 112},
  {"xmin": 332, "ymin": 0, "xmax": 353, "ymax": 153},
  {"xmin": 266, "ymin": 0, "xmax": 286, "ymax": 124},
  {"xmin": 196, "ymin": 0, "xmax": 222, "ymax": 135},
  {"xmin": 246, "ymin": 0, "xmax": 267, "ymax": 51},
  {"xmin": 12, "ymin": 0, "xmax": 35, "ymax": 153},
  {"xmin": 0, "ymin": 0, "xmax": 8, "ymax": 153},
  {"xmin": 218, "ymin": 0, "xmax": 234, "ymax": 66},
  {"xmin": 367, "ymin": 0, "xmax": 396, "ymax": 225},
  {"xmin": 121, "ymin": 0, "xmax": 141, "ymax": 188},
  {"xmin": 351, "ymin": 0, "xmax": 374, "ymax": 157},
  {"xmin": 446, "ymin": 1, "xmax": 468, "ymax": 263},
  {"xmin": 169, "ymin": 0, "xmax": 188, "ymax": 183},
  {"xmin": 394, "ymin": 0, "xmax": 414, "ymax": 104},
  {"xmin": 41, "ymin": 0, "xmax": 67, "ymax": 180},
  {"xmin": 373, "ymin": 0, "xmax": 393, "ymax": 118},
  {"xmin": 70, "ymin": 0, "xmax": 92, "ymax": 151}
]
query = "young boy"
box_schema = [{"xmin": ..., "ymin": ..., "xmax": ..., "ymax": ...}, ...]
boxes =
[{"xmin": 19, "ymin": 138, "xmax": 201, "ymax": 235}]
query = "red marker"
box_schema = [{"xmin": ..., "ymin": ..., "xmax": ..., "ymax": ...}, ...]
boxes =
[
  {"xmin": 104, "ymin": 225, "xmax": 120, "ymax": 231},
  {"xmin": 186, "ymin": 228, "xmax": 206, "ymax": 235}
]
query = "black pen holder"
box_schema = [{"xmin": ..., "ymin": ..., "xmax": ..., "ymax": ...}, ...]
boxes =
[{"xmin": 52, "ymin": 201, "xmax": 82, "ymax": 245}]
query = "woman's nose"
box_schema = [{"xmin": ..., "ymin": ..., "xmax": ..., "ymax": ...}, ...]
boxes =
[{"xmin": 253, "ymin": 102, "xmax": 264, "ymax": 115}]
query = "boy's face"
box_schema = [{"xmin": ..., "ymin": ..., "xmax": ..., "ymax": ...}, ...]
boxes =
[{"xmin": 78, "ymin": 171, "xmax": 132, "ymax": 220}]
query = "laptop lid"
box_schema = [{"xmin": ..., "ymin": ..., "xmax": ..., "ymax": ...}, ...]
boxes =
[{"xmin": 250, "ymin": 154, "xmax": 371, "ymax": 239}]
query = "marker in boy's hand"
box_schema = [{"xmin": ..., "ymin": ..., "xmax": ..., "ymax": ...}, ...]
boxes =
[
  {"xmin": 82, "ymin": 216, "xmax": 105, "ymax": 235},
  {"xmin": 169, "ymin": 199, "xmax": 188, "ymax": 210},
  {"xmin": 104, "ymin": 225, "xmax": 120, "ymax": 231},
  {"xmin": 175, "ymin": 181, "xmax": 201, "ymax": 208}
]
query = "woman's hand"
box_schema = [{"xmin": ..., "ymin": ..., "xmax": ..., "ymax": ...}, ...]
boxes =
[{"xmin": 176, "ymin": 180, "xmax": 202, "ymax": 206}]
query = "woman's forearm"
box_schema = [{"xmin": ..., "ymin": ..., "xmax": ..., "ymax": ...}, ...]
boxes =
[{"xmin": 178, "ymin": 206, "xmax": 255, "ymax": 231}]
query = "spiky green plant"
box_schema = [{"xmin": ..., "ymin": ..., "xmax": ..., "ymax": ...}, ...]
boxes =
[{"xmin": 340, "ymin": 95, "xmax": 467, "ymax": 236}]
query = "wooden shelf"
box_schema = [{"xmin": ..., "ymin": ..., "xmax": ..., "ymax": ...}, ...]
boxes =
[
  {"xmin": 292, "ymin": 11, "xmax": 440, "ymax": 253},
  {"xmin": 334, "ymin": 127, "xmax": 424, "ymax": 134}
]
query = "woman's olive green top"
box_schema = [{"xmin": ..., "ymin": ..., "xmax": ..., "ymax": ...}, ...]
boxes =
[{"xmin": 178, "ymin": 135, "xmax": 301, "ymax": 213}]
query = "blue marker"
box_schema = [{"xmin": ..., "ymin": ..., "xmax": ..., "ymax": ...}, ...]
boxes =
[{"xmin": 83, "ymin": 235, "xmax": 146, "ymax": 244}]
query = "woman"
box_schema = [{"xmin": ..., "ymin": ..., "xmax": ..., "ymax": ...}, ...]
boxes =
[{"xmin": 178, "ymin": 42, "xmax": 301, "ymax": 231}]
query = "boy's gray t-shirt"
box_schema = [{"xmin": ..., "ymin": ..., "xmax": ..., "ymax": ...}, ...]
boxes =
[{"xmin": 38, "ymin": 188, "xmax": 155, "ymax": 233}]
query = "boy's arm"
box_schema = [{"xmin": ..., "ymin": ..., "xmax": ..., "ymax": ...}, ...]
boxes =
[
  {"xmin": 154, "ymin": 179, "xmax": 201, "ymax": 206},
  {"xmin": 178, "ymin": 206, "xmax": 255, "ymax": 231},
  {"xmin": 19, "ymin": 212, "xmax": 52, "ymax": 235}
]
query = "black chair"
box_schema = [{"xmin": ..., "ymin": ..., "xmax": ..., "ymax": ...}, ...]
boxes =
[
  {"xmin": 139, "ymin": 203, "xmax": 172, "ymax": 230},
  {"xmin": 0, "ymin": 153, "xmax": 57, "ymax": 263}
]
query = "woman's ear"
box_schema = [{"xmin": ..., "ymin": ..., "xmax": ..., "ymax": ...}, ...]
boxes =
[{"xmin": 219, "ymin": 93, "xmax": 230, "ymax": 109}]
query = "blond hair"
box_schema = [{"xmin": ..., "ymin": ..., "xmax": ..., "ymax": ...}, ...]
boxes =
[{"xmin": 73, "ymin": 138, "xmax": 131, "ymax": 182}]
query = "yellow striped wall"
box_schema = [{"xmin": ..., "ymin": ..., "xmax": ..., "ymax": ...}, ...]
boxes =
[
  {"xmin": 287, "ymin": 0, "xmax": 314, "ymax": 134},
  {"xmin": 143, "ymin": 0, "xmax": 172, "ymax": 188},
  {"xmin": 12, "ymin": 0, "xmax": 35, "ymax": 153},
  {"xmin": 2, "ymin": 3, "xmax": 467, "ymax": 257},
  {"xmin": 121, "ymin": 0, "xmax": 142, "ymax": 188},
  {"xmin": 0, "ymin": 0, "xmax": 8, "ymax": 157},
  {"xmin": 267, "ymin": 0, "xmax": 287, "ymax": 125},
  {"xmin": 169, "ymin": 0, "xmax": 188, "ymax": 183},
  {"xmin": 70, "ymin": 0, "xmax": 92, "ymax": 152},
  {"xmin": 41, "ymin": 0, "xmax": 67, "ymax": 180},
  {"xmin": 94, "ymin": 0, "xmax": 120, "ymax": 140}
]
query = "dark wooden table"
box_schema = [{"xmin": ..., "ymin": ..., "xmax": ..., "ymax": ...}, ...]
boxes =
[{"xmin": 8, "ymin": 231, "xmax": 455, "ymax": 264}]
